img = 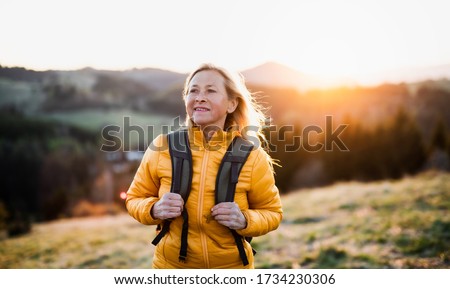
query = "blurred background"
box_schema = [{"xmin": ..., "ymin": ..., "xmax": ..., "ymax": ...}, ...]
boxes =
[{"xmin": 0, "ymin": 0, "xmax": 449, "ymax": 268}]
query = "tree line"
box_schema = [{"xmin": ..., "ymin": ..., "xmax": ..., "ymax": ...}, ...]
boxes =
[
  {"xmin": 0, "ymin": 109, "xmax": 99, "ymax": 236},
  {"xmin": 268, "ymin": 107, "xmax": 449, "ymax": 192}
]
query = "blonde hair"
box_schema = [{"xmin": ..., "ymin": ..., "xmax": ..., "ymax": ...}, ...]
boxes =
[{"xmin": 182, "ymin": 63, "xmax": 276, "ymax": 169}]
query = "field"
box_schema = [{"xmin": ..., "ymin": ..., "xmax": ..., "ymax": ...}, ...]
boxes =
[
  {"xmin": 36, "ymin": 108, "xmax": 175, "ymax": 147},
  {"xmin": 0, "ymin": 78, "xmax": 45, "ymax": 114},
  {"xmin": 0, "ymin": 171, "xmax": 449, "ymax": 269},
  {"xmin": 37, "ymin": 108, "xmax": 174, "ymax": 133}
]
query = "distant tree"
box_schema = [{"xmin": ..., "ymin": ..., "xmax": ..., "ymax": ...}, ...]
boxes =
[
  {"xmin": 0, "ymin": 112, "xmax": 99, "ymax": 235},
  {"xmin": 423, "ymin": 116, "xmax": 450, "ymax": 171},
  {"xmin": 382, "ymin": 108, "xmax": 427, "ymax": 178},
  {"xmin": 0, "ymin": 65, "xmax": 49, "ymax": 82},
  {"xmin": 0, "ymin": 138, "xmax": 42, "ymax": 236},
  {"xmin": 322, "ymin": 114, "xmax": 360, "ymax": 181},
  {"xmin": 322, "ymin": 109, "xmax": 427, "ymax": 182},
  {"xmin": 414, "ymin": 86, "xmax": 450, "ymax": 140},
  {"xmin": 265, "ymin": 121, "xmax": 305, "ymax": 193},
  {"xmin": 43, "ymin": 83, "xmax": 77, "ymax": 102},
  {"xmin": 0, "ymin": 201, "xmax": 9, "ymax": 232},
  {"xmin": 369, "ymin": 124, "xmax": 391, "ymax": 179},
  {"xmin": 430, "ymin": 116, "xmax": 448, "ymax": 151},
  {"xmin": 448, "ymin": 132, "xmax": 450, "ymax": 161}
]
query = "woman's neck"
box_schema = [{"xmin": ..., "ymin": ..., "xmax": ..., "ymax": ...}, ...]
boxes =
[{"xmin": 201, "ymin": 126, "xmax": 221, "ymax": 142}]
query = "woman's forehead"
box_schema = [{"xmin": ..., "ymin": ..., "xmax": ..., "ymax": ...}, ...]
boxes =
[{"xmin": 190, "ymin": 70, "xmax": 225, "ymax": 87}]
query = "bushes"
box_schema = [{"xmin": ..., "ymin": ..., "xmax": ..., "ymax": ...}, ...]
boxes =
[
  {"xmin": 71, "ymin": 200, "xmax": 123, "ymax": 218},
  {"xmin": 0, "ymin": 201, "xmax": 8, "ymax": 232},
  {"xmin": 322, "ymin": 108, "xmax": 427, "ymax": 182},
  {"xmin": 0, "ymin": 112, "xmax": 99, "ymax": 230}
]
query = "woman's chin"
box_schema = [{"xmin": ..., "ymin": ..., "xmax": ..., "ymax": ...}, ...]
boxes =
[{"xmin": 192, "ymin": 118, "xmax": 209, "ymax": 127}]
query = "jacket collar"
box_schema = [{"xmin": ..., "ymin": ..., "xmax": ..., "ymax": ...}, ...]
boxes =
[{"xmin": 189, "ymin": 126, "xmax": 241, "ymax": 151}]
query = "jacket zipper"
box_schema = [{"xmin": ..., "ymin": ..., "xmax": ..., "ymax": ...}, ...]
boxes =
[{"xmin": 197, "ymin": 148, "xmax": 210, "ymax": 268}]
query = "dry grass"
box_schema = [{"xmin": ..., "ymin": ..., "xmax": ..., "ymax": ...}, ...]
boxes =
[
  {"xmin": 0, "ymin": 214, "xmax": 153, "ymax": 268},
  {"xmin": 255, "ymin": 170, "xmax": 450, "ymax": 268},
  {"xmin": 1, "ymin": 170, "xmax": 449, "ymax": 268}
]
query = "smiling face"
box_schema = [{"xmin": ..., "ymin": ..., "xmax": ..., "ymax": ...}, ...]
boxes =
[{"xmin": 185, "ymin": 70, "xmax": 237, "ymax": 132}]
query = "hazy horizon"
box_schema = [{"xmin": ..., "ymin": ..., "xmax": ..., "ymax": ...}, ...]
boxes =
[
  {"xmin": 3, "ymin": 60, "xmax": 450, "ymax": 89},
  {"xmin": 1, "ymin": 0, "xmax": 450, "ymax": 86}
]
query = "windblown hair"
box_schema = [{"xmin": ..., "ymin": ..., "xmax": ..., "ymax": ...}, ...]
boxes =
[{"xmin": 182, "ymin": 63, "xmax": 277, "ymax": 169}]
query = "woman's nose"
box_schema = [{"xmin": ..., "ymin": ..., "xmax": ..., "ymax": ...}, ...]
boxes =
[{"xmin": 195, "ymin": 91, "xmax": 207, "ymax": 102}]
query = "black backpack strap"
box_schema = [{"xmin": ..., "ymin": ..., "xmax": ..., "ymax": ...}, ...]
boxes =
[
  {"xmin": 216, "ymin": 137, "xmax": 253, "ymax": 203},
  {"xmin": 151, "ymin": 130, "xmax": 193, "ymax": 262},
  {"xmin": 216, "ymin": 136, "xmax": 253, "ymax": 266},
  {"xmin": 169, "ymin": 129, "xmax": 192, "ymax": 200}
]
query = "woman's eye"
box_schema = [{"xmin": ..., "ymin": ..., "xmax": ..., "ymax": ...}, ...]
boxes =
[
  {"xmin": 189, "ymin": 88, "xmax": 198, "ymax": 93},
  {"xmin": 207, "ymin": 89, "xmax": 216, "ymax": 93}
]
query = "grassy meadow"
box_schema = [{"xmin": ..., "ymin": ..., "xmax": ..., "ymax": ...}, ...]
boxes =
[
  {"xmin": 0, "ymin": 170, "xmax": 448, "ymax": 269},
  {"xmin": 37, "ymin": 109, "xmax": 173, "ymax": 134},
  {"xmin": 34, "ymin": 108, "xmax": 175, "ymax": 149}
]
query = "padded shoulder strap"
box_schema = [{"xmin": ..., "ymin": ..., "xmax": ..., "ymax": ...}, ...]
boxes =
[
  {"xmin": 215, "ymin": 136, "xmax": 254, "ymax": 266},
  {"xmin": 168, "ymin": 129, "xmax": 192, "ymax": 202},
  {"xmin": 152, "ymin": 130, "xmax": 193, "ymax": 248},
  {"xmin": 167, "ymin": 129, "xmax": 193, "ymax": 262},
  {"xmin": 215, "ymin": 136, "xmax": 253, "ymax": 204}
]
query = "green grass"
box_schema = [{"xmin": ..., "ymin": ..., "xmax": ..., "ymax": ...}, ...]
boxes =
[
  {"xmin": 255, "ymin": 170, "xmax": 450, "ymax": 269},
  {"xmin": 0, "ymin": 170, "xmax": 449, "ymax": 268},
  {"xmin": 35, "ymin": 108, "xmax": 176, "ymax": 147},
  {"xmin": 0, "ymin": 215, "xmax": 153, "ymax": 268},
  {"xmin": 36, "ymin": 108, "xmax": 174, "ymax": 133},
  {"xmin": 0, "ymin": 78, "xmax": 45, "ymax": 113}
]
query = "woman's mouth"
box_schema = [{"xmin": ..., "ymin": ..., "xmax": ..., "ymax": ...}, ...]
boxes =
[{"xmin": 194, "ymin": 107, "xmax": 210, "ymax": 112}]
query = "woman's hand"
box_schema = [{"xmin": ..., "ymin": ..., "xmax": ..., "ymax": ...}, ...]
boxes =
[
  {"xmin": 151, "ymin": 193, "xmax": 184, "ymax": 220},
  {"xmin": 211, "ymin": 202, "xmax": 247, "ymax": 230}
]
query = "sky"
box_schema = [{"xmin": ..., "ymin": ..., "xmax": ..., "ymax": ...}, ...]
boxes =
[{"xmin": 0, "ymin": 0, "xmax": 449, "ymax": 84}]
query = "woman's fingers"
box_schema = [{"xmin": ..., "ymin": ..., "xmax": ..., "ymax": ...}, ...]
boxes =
[
  {"xmin": 161, "ymin": 193, "xmax": 184, "ymax": 208},
  {"xmin": 211, "ymin": 202, "xmax": 246, "ymax": 230},
  {"xmin": 211, "ymin": 202, "xmax": 239, "ymax": 216},
  {"xmin": 153, "ymin": 193, "xmax": 184, "ymax": 220}
]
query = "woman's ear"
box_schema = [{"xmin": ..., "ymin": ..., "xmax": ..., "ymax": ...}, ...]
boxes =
[{"xmin": 227, "ymin": 98, "xmax": 238, "ymax": 114}]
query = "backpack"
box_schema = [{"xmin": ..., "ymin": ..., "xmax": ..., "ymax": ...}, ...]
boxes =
[{"xmin": 151, "ymin": 129, "xmax": 254, "ymax": 266}]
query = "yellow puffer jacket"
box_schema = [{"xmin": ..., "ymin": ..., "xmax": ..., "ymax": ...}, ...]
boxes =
[{"xmin": 126, "ymin": 128, "xmax": 283, "ymax": 268}]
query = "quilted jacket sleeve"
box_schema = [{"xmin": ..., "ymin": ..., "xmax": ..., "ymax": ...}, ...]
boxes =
[
  {"xmin": 236, "ymin": 148, "xmax": 283, "ymax": 237},
  {"xmin": 125, "ymin": 134, "xmax": 165, "ymax": 226}
]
